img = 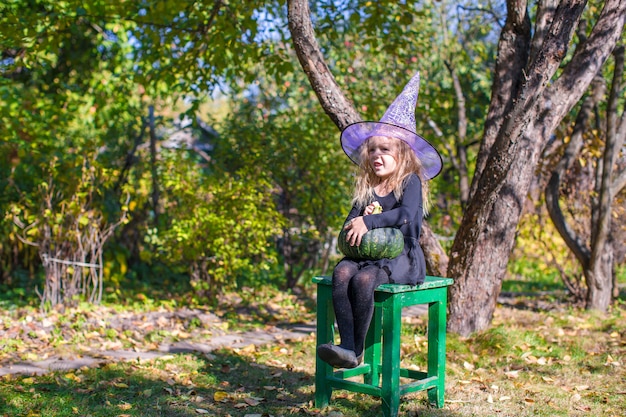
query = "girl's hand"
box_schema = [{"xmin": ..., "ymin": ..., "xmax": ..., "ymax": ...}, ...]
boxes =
[
  {"xmin": 363, "ymin": 201, "xmax": 382, "ymax": 216},
  {"xmin": 343, "ymin": 216, "xmax": 368, "ymax": 247}
]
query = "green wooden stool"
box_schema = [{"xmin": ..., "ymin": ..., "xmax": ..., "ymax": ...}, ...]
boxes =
[{"xmin": 313, "ymin": 275, "xmax": 453, "ymax": 417}]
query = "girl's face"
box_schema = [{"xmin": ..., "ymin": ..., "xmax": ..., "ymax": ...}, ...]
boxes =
[{"xmin": 367, "ymin": 136, "xmax": 398, "ymax": 180}]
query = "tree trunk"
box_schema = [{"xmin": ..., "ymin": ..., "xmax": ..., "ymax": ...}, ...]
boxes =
[
  {"xmin": 448, "ymin": 0, "xmax": 625, "ymax": 336},
  {"xmin": 585, "ymin": 243, "xmax": 614, "ymax": 310}
]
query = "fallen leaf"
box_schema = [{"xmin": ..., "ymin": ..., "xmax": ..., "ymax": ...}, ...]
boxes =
[
  {"xmin": 195, "ymin": 409, "xmax": 210, "ymax": 414},
  {"xmin": 117, "ymin": 402, "xmax": 132, "ymax": 410},
  {"xmin": 213, "ymin": 391, "xmax": 230, "ymax": 402},
  {"xmin": 504, "ymin": 370, "xmax": 519, "ymax": 379},
  {"xmin": 244, "ymin": 397, "xmax": 263, "ymax": 406}
]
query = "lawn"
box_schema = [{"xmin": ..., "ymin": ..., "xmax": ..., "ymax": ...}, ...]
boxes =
[{"xmin": 0, "ymin": 283, "xmax": 624, "ymax": 417}]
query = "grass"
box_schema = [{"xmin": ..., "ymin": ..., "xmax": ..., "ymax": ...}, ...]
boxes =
[{"xmin": 0, "ymin": 279, "xmax": 625, "ymax": 417}]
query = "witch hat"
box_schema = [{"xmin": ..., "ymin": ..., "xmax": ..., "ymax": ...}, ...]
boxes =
[{"xmin": 340, "ymin": 72, "xmax": 442, "ymax": 180}]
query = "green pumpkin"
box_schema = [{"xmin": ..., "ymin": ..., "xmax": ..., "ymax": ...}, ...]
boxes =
[{"xmin": 338, "ymin": 227, "xmax": 404, "ymax": 260}]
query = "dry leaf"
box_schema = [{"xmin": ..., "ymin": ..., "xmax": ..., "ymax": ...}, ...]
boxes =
[
  {"xmin": 504, "ymin": 370, "xmax": 519, "ymax": 379},
  {"xmin": 244, "ymin": 397, "xmax": 263, "ymax": 406},
  {"xmin": 195, "ymin": 409, "xmax": 210, "ymax": 414},
  {"xmin": 117, "ymin": 402, "xmax": 132, "ymax": 410}
]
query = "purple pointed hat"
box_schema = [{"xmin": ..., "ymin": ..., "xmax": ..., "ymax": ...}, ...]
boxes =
[{"xmin": 340, "ymin": 72, "xmax": 442, "ymax": 180}]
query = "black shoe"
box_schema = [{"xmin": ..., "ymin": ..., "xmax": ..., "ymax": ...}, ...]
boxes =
[{"xmin": 317, "ymin": 344, "xmax": 358, "ymax": 368}]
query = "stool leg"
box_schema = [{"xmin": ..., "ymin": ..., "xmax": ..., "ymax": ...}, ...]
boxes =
[
  {"xmin": 315, "ymin": 284, "xmax": 334, "ymax": 408},
  {"xmin": 427, "ymin": 290, "xmax": 446, "ymax": 408},
  {"xmin": 380, "ymin": 295, "xmax": 401, "ymax": 417},
  {"xmin": 364, "ymin": 300, "xmax": 382, "ymax": 385}
]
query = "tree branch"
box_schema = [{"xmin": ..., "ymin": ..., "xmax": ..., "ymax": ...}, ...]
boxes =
[
  {"xmin": 545, "ymin": 0, "xmax": 626, "ymax": 124},
  {"xmin": 287, "ymin": 0, "xmax": 361, "ymax": 130},
  {"xmin": 469, "ymin": 0, "xmax": 531, "ymax": 199},
  {"xmin": 545, "ymin": 78, "xmax": 603, "ymax": 269}
]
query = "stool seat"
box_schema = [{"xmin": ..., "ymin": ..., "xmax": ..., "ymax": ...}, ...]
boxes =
[{"xmin": 313, "ymin": 275, "xmax": 453, "ymax": 417}]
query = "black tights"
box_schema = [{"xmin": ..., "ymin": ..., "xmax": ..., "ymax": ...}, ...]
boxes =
[{"xmin": 332, "ymin": 260, "xmax": 390, "ymax": 356}]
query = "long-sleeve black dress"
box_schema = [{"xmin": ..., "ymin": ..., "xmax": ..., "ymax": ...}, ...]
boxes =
[{"xmin": 341, "ymin": 173, "xmax": 426, "ymax": 285}]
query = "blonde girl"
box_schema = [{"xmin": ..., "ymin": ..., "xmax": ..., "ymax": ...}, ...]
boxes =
[{"xmin": 317, "ymin": 72, "xmax": 442, "ymax": 369}]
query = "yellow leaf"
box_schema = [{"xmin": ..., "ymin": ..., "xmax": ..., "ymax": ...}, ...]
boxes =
[
  {"xmin": 64, "ymin": 373, "xmax": 81, "ymax": 383},
  {"xmin": 113, "ymin": 382, "xmax": 129, "ymax": 388},
  {"xmin": 117, "ymin": 402, "xmax": 132, "ymax": 410},
  {"xmin": 213, "ymin": 391, "xmax": 229, "ymax": 402}
]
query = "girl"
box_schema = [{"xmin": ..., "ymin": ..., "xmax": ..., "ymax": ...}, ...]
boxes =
[{"xmin": 317, "ymin": 72, "xmax": 442, "ymax": 369}]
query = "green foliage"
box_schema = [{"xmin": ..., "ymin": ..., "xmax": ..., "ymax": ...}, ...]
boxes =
[
  {"xmin": 146, "ymin": 149, "xmax": 285, "ymax": 295},
  {"xmin": 211, "ymin": 69, "xmax": 354, "ymax": 286}
]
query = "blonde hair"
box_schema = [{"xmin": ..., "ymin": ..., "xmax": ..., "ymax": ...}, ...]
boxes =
[{"xmin": 352, "ymin": 137, "xmax": 430, "ymax": 216}]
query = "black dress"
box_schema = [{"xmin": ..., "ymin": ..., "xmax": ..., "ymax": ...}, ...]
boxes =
[{"xmin": 341, "ymin": 173, "xmax": 426, "ymax": 285}]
